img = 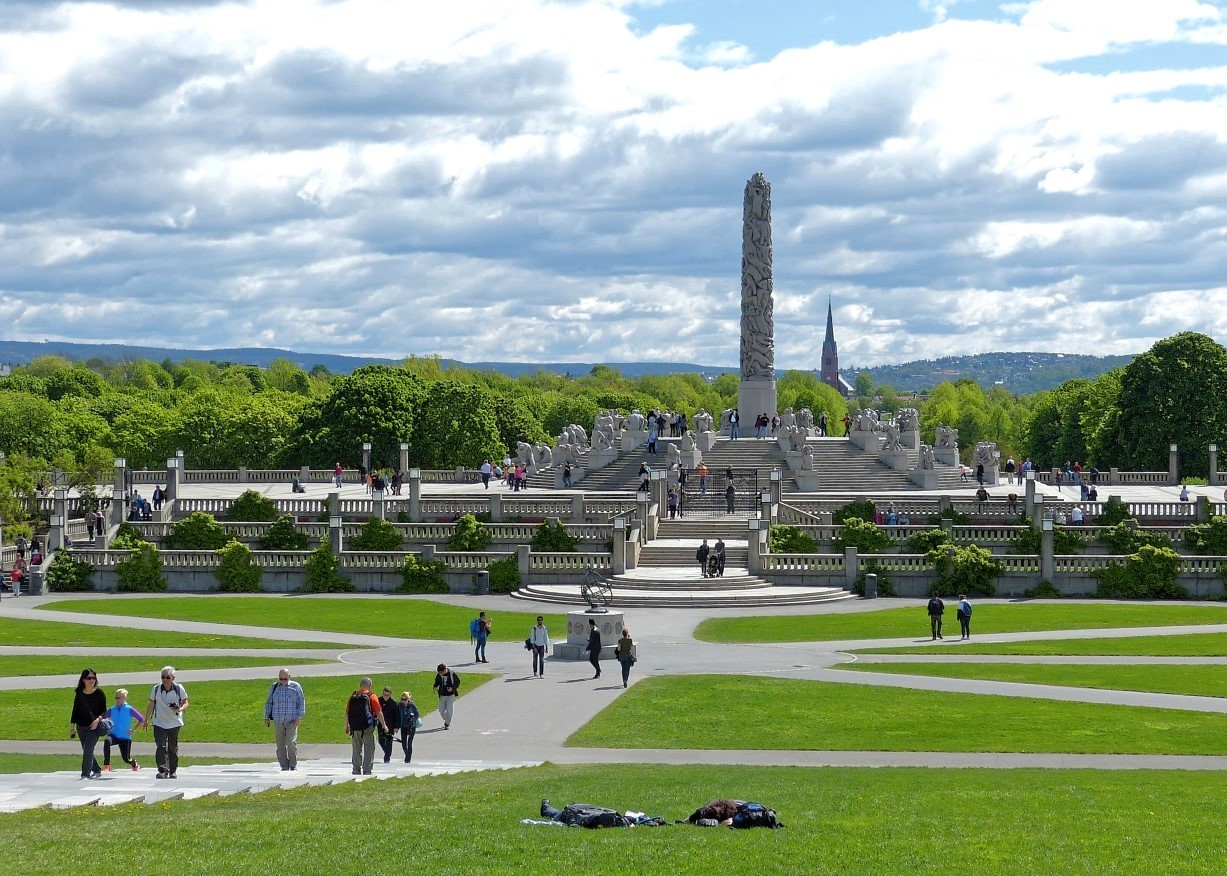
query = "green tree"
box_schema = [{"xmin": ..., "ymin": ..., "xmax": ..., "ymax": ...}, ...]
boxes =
[
  {"xmin": 116, "ymin": 543, "xmax": 167, "ymax": 593},
  {"xmin": 226, "ymin": 490, "xmax": 279, "ymax": 522},
  {"xmin": 215, "ymin": 540, "xmax": 263, "ymax": 593},
  {"xmin": 290, "ymin": 365, "xmax": 423, "ymax": 467},
  {"xmin": 260, "ymin": 514, "xmax": 309, "ymax": 550},
  {"xmin": 164, "ymin": 512, "xmax": 229, "ymax": 550},
  {"xmin": 411, "ymin": 381, "xmax": 503, "ymax": 469}
]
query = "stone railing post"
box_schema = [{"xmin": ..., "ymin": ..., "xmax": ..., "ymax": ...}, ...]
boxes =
[
  {"xmin": 1168, "ymin": 444, "xmax": 1179, "ymax": 486},
  {"xmin": 48, "ymin": 489, "xmax": 68, "ymax": 552},
  {"xmin": 165, "ymin": 456, "xmax": 182, "ymax": 502},
  {"xmin": 1195, "ymin": 495, "xmax": 1211, "ymax": 523},
  {"xmin": 113, "ymin": 457, "xmax": 127, "ymax": 494},
  {"xmin": 373, "ymin": 490, "xmax": 385, "ymax": 521},
  {"xmin": 408, "ymin": 470, "xmax": 422, "ymax": 522},
  {"xmin": 362, "ymin": 442, "xmax": 372, "ymax": 474},
  {"xmin": 612, "ymin": 519, "xmax": 627, "ymax": 574},
  {"xmin": 1040, "ymin": 520, "xmax": 1054, "ymax": 581},
  {"xmin": 747, "ymin": 519, "xmax": 763, "ymax": 574},
  {"xmin": 570, "ymin": 494, "xmax": 585, "ymax": 524},
  {"xmin": 1031, "ymin": 494, "xmax": 1045, "ymax": 532},
  {"xmin": 1210, "ymin": 445, "xmax": 1219, "ymax": 487},
  {"xmin": 490, "ymin": 494, "xmax": 504, "ymax": 523},
  {"xmin": 329, "ymin": 513, "xmax": 343, "ymax": 555},
  {"xmin": 399, "ymin": 443, "xmax": 410, "ymax": 474},
  {"xmin": 1024, "ymin": 472, "xmax": 1037, "ymax": 517},
  {"xmin": 516, "ymin": 544, "xmax": 531, "ymax": 580},
  {"xmin": 109, "ymin": 487, "xmax": 124, "ymax": 530},
  {"xmin": 844, "ymin": 546, "xmax": 859, "ymax": 590}
]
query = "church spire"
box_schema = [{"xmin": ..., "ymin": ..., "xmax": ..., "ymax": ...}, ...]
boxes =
[{"xmin": 823, "ymin": 298, "xmax": 836, "ymax": 347}]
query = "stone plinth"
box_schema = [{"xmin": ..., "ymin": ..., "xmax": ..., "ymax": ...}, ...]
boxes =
[
  {"xmin": 934, "ymin": 447, "xmax": 960, "ymax": 468},
  {"xmin": 696, "ymin": 431, "xmax": 717, "ymax": 452},
  {"xmin": 794, "ymin": 473, "xmax": 820, "ymax": 491},
  {"xmin": 680, "ymin": 450, "xmax": 703, "ymax": 470},
  {"xmin": 553, "ymin": 609, "xmax": 624, "ymax": 660},
  {"xmin": 909, "ymin": 469, "xmax": 938, "ymax": 489},
  {"xmin": 848, "ymin": 431, "xmax": 882, "ymax": 453},
  {"xmin": 901, "ymin": 430, "xmax": 920, "ymax": 450},
  {"xmin": 878, "ymin": 449, "xmax": 910, "ymax": 472},
  {"xmin": 621, "ymin": 429, "xmax": 646, "ymax": 452},
  {"xmin": 981, "ymin": 464, "xmax": 1000, "ymax": 486},
  {"xmin": 587, "ymin": 449, "xmax": 617, "ymax": 472},
  {"xmin": 737, "ymin": 379, "xmax": 777, "ymax": 435},
  {"xmin": 783, "ymin": 451, "xmax": 805, "ymax": 471},
  {"xmin": 553, "ymin": 466, "xmax": 583, "ymax": 487}
]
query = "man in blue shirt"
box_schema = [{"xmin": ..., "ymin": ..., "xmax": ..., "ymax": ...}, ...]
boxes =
[{"xmin": 264, "ymin": 668, "xmax": 306, "ymax": 771}]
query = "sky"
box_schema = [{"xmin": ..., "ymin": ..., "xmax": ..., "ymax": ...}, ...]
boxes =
[{"xmin": 0, "ymin": 0, "xmax": 1225, "ymax": 370}]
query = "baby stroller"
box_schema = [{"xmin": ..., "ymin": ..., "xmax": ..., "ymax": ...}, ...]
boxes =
[{"xmin": 704, "ymin": 555, "xmax": 720, "ymax": 578}]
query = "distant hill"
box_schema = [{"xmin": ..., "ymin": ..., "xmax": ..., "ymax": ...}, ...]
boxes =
[
  {"xmin": 851, "ymin": 352, "xmax": 1135, "ymax": 394},
  {"xmin": 0, "ymin": 340, "xmax": 1130, "ymax": 393}
]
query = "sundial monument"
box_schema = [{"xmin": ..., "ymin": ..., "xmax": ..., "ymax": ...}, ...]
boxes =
[{"xmin": 738, "ymin": 172, "xmax": 778, "ymax": 423}]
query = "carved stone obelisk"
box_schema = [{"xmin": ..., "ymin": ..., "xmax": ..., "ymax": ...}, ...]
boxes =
[{"xmin": 738, "ymin": 172, "xmax": 777, "ymax": 425}]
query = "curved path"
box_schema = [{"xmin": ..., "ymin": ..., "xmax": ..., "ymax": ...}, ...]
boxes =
[{"xmin": 4, "ymin": 595, "xmax": 1227, "ymax": 809}]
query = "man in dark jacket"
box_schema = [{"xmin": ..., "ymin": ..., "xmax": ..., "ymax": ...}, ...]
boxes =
[
  {"xmin": 696, "ymin": 539, "xmax": 710, "ymax": 577},
  {"xmin": 927, "ymin": 594, "xmax": 945, "ymax": 640},
  {"xmin": 587, "ymin": 619, "xmax": 602, "ymax": 679}
]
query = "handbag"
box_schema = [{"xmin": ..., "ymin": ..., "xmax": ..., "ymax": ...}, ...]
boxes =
[
  {"xmin": 96, "ymin": 716, "xmax": 114, "ymax": 734},
  {"xmin": 524, "ymin": 637, "xmax": 533, "ymax": 651},
  {"xmin": 414, "ymin": 716, "xmax": 423, "ymax": 729}
]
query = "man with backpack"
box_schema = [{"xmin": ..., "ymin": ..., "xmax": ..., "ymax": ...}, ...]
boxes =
[
  {"xmin": 927, "ymin": 593, "xmax": 946, "ymax": 640},
  {"xmin": 432, "ymin": 664, "xmax": 461, "ymax": 730},
  {"xmin": 344, "ymin": 677, "xmax": 388, "ymax": 775},
  {"xmin": 470, "ymin": 611, "xmax": 491, "ymax": 663},
  {"xmin": 696, "ymin": 539, "xmax": 710, "ymax": 578}
]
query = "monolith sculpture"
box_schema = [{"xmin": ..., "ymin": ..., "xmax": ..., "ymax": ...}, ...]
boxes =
[{"xmin": 738, "ymin": 172, "xmax": 777, "ymax": 424}]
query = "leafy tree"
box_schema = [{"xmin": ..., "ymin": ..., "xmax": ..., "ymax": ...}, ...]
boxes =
[
  {"xmin": 1099, "ymin": 332, "xmax": 1227, "ymax": 477},
  {"xmin": 411, "ymin": 381, "xmax": 503, "ymax": 469},
  {"xmin": 926, "ymin": 543, "xmax": 1000, "ymax": 597},
  {"xmin": 164, "ymin": 511, "xmax": 229, "ymax": 550},
  {"xmin": 350, "ymin": 518, "xmax": 404, "ymax": 551},
  {"xmin": 290, "ymin": 365, "xmax": 422, "ymax": 468},
  {"xmin": 44, "ymin": 367, "xmax": 107, "ymax": 402},
  {"xmin": 398, "ymin": 556, "xmax": 449, "ymax": 593},
  {"xmin": 303, "ymin": 543, "xmax": 353, "ymax": 592},
  {"xmin": 265, "ymin": 358, "xmax": 313, "ymax": 396},
  {"xmin": 486, "ymin": 556, "xmax": 521, "ymax": 592},
  {"xmin": 1184, "ymin": 518, "xmax": 1227, "ymax": 556},
  {"xmin": 109, "ymin": 399, "xmax": 181, "ymax": 470},
  {"xmin": 215, "ymin": 539, "xmax": 263, "ymax": 592},
  {"xmin": 1094, "ymin": 545, "xmax": 1187, "ymax": 600},
  {"xmin": 116, "ymin": 543, "xmax": 167, "ymax": 593},
  {"xmin": 448, "ymin": 514, "xmax": 490, "ymax": 551},
  {"xmin": 530, "ymin": 519, "xmax": 578, "ymax": 552},
  {"xmin": 542, "ymin": 395, "xmax": 602, "ymax": 439},
  {"xmin": 226, "ymin": 490, "xmax": 279, "ymax": 522},
  {"xmin": 260, "ymin": 514, "xmax": 309, "ymax": 551},
  {"xmin": 854, "ymin": 372, "xmax": 874, "ymax": 398},
  {"xmin": 45, "ymin": 548, "xmax": 94, "ymax": 592}
]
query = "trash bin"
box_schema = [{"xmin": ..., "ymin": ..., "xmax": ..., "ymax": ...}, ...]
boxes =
[
  {"xmin": 475, "ymin": 570, "xmax": 490, "ymax": 595},
  {"xmin": 863, "ymin": 572, "xmax": 877, "ymax": 599}
]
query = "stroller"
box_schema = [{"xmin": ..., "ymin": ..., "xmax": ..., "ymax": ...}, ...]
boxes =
[{"xmin": 704, "ymin": 555, "xmax": 720, "ymax": 578}]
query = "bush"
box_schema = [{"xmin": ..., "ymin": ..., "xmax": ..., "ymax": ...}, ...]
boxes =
[
  {"xmin": 398, "ymin": 555, "xmax": 449, "ymax": 594},
  {"xmin": 487, "ymin": 556, "xmax": 521, "ymax": 593},
  {"xmin": 1025, "ymin": 579, "xmax": 1063, "ymax": 599},
  {"xmin": 45, "ymin": 549, "xmax": 94, "ymax": 592},
  {"xmin": 769, "ymin": 524, "xmax": 818, "ymax": 554},
  {"xmin": 215, "ymin": 539, "xmax": 262, "ymax": 593},
  {"xmin": 926, "ymin": 543, "xmax": 1000, "ymax": 597},
  {"xmin": 111, "ymin": 521, "xmax": 147, "ymax": 550},
  {"xmin": 1185, "ymin": 517, "xmax": 1227, "ymax": 555},
  {"xmin": 906, "ymin": 529, "xmax": 950, "ymax": 554},
  {"xmin": 116, "ymin": 543, "xmax": 167, "ymax": 593},
  {"xmin": 1095, "ymin": 495, "xmax": 1132, "ymax": 526},
  {"xmin": 163, "ymin": 511, "xmax": 228, "ymax": 550},
  {"xmin": 925, "ymin": 508, "xmax": 971, "ymax": 526},
  {"xmin": 832, "ymin": 517, "xmax": 894, "ymax": 554},
  {"xmin": 260, "ymin": 514, "xmax": 309, "ymax": 551},
  {"xmin": 833, "ymin": 500, "xmax": 876, "ymax": 525},
  {"xmin": 226, "ymin": 490, "xmax": 279, "ymax": 522},
  {"xmin": 1099, "ymin": 522, "xmax": 1173, "ymax": 555},
  {"xmin": 852, "ymin": 558, "xmax": 895, "ymax": 597},
  {"xmin": 303, "ymin": 543, "xmax": 353, "ymax": 593},
  {"xmin": 1094, "ymin": 545, "xmax": 1188, "ymax": 600},
  {"xmin": 449, "ymin": 513, "xmax": 491, "ymax": 551},
  {"xmin": 1012, "ymin": 521, "xmax": 1088, "ymax": 555},
  {"xmin": 350, "ymin": 517, "xmax": 404, "ymax": 551},
  {"xmin": 530, "ymin": 519, "xmax": 577, "ymax": 552}
]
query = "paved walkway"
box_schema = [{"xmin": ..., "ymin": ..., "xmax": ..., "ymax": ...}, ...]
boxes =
[{"xmin": 4, "ymin": 595, "xmax": 1227, "ymax": 810}]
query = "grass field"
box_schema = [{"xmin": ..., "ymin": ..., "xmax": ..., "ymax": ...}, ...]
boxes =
[
  {"xmin": 837, "ymin": 662, "xmax": 1227, "ymax": 698},
  {"xmin": 694, "ymin": 603, "xmax": 1227, "ymax": 643},
  {"xmin": 566, "ymin": 675, "xmax": 1227, "ymax": 754},
  {"xmin": 40, "ymin": 596, "xmax": 566, "ymax": 640},
  {"xmin": 0, "ymin": 656, "xmax": 334, "ymax": 678},
  {"xmin": 1, "ymin": 764, "xmax": 1224, "ymax": 875},
  {"xmin": 858, "ymin": 632, "xmax": 1227, "ymax": 656},
  {"xmin": 11, "ymin": 674, "xmax": 493, "ymax": 743},
  {"xmin": 0, "ymin": 617, "xmax": 353, "ymax": 649}
]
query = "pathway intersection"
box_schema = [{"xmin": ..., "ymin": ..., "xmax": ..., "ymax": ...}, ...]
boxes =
[{"xmin": 3, "ymin": 594, "xmax": 1227, "ymax": 811}]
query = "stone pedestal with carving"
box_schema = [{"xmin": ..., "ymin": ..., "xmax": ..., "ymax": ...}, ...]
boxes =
[
  {"xmin": 849, "ymin": 431, "xmax": 882, "ymax": 453},
  {"xmin": 909, "ymin": 469, "xmax": 938, "ymax": 489},
  {"xmin": 554, "ymin": 467, "xmax": 584, "ymax": 488},
  {"xmin": 783, "ymin": 451, "xmax": 805, "ymax": 471},
  {"xmin": 680, "ymin": 450, "xmax": 703, "ymax": 470},
  {"xmin": 901, "ymin": 430, "xmax": 920, "ymax": 450},
  {"xmin": 553, "ymin": 610, "xmax": 624, "ymax": 661},
  {"xmin": 587, "ymin": 449, "xmax": 617, "ymax": 472},
  {"xmin": 794, "ymin": 473, "xmax": 820, "ymax": 491},
  {"xmin": 621, "ymin": 429, "xmax": 646, "ymax": 452},
  {"xmin": 982, "ymin": 464, "xmax": 1000, "ymax": 486},
  {"xmin": 934, "ymin": 447, "xmax": 960, "ymax": 469},
  {"xmin": 878, "ymin": 449, "xmax": 910, "ymax": 472},
  {"xmin": 697, "ymin": 431, "xmax": 717, "ymax": 452}
]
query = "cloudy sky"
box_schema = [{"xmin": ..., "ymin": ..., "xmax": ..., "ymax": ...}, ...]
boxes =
[{"xmin": 1, "ymin": 0, "xmax": 1225, "ymax": 369}]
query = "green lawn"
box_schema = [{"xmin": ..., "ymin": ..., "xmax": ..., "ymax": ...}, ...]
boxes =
[
  {"xmin": 0, "ymin": 656, "xmax": 334, "ymax": 678},
  {"xmin": 0, "ymin": 753, "xmax": 246, "ymax": 774},
  {"xmin": 12, "ymin": 674, "xmax": 493, "ymax": 744},
  {"xmin": 566, "ymin": 675, "xmax": 1227, "ymax": 755},
  {"xmin": 1, "ymin": 764, "xmax": 1225, "ymax": 875},
  {"xmin": 40, "ymin": 596, "xmax": 566, "ymax": 641},
  {"xmin": 859, "ymin": 632, "xmax": 1227, "ymax": 656},
  {"xmin": 695, "ymin": 603, "xmax": 1227, "ymax": 643},
  {"xmin": 0, "ymin": 617, "xmax": 352, "ymax": 649},
  {"xmin": 837, "ymin": 662, "xmax": 1227, "ymax": 698}
]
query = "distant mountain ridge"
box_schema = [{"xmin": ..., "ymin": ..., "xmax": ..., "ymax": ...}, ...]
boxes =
[{"xmin": 0, "ymin": 340, "xmax": 1131, "ymax": 394}]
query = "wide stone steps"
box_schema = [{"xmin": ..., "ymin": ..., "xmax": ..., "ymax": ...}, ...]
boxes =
[
  {"xmin": 637, "ymin": 547, "xmax": 749, "ymax": 567},
  {"xmin": 512, "ymin": 582, "xmax": 852, "ymax": 607}
]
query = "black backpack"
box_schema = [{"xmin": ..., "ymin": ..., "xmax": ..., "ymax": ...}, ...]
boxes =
[
  {"xmin": 347, "ymin": 691, "xmax": 373, "ymax": 731},
  {"xmin": 559, "ymin": 804, "xmax": 630, "ymax": 829},
  {"xmin": 731, "ymin": 801, "xmax": 782, "ymax": 829}
]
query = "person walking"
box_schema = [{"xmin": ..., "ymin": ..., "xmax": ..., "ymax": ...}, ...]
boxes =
[
  {"xmin": 377, "ymin": 684, "xmax": 402, "ymax": 764},
  {"xmin": 586, "ymin": 618, "xmax": 602, "ymax": 679},
  {"xmin": 145, "ymin": 666, "xmax": 188, "ymax": 780},
  {"xmin": 102, "ymin": 687, "xmax": 144, "ymax": 772},
  {"xmin": 927, "ymin": 594, "xmax": 946, "ymax": 640},
  {"xmin": 714, "ymin": 538, "xmax": 726, "ymax": 577},
  {"xmin": 69, "ymin": 668, "xmax": 106, "ymax": 779},
  {"xmin": 333, "ymin": 462, "xmax": 343, "ymax": 487},
  {"xmin": 956, "ymin": 594, "xmax": 973, "ymax": 640},
  {"xmin": 432, "ymin": 664, "xmax": 461, "ymax": 729},
  {"xmin": 529, "ymin": 616, "xmax": 551, "ymax": 677},
  {"xmin": 471, "ymin": 611, "xmax": 491, "ymax": 663},
  {"xmin": 696, "ymin": 538, "xmax": 710, "ymax": 578},
  {"xmin": 480, "ymin": 460, "xmax": 492, "ymax": 489},
  {"xmin": 398, "ymin": 692, "xmax": 421, "ymax": 763},
  {"xmin": 725, "ymin": 481, "xmax": 736, "ymax": 514},
  {"xmin": 264, "ymin": 668, "xmax": 306, "ymax": 771},
  {"xmin": 729, "ymin": 407, "xmax": 740, "ymax": 439},
  {"xmin": 614, "ymin": 628, "xmax": 636, "ymax": 689},
  {"xmin": 344, "ymin": 677, "xmax": 387, "ymax": 775},
  {"xmin": 697, "ymin": 462, "xmax": 709, "ymax": 494}
]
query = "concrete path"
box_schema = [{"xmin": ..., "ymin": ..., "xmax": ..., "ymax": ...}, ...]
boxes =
[{"xmin": 5, "ymin": 593, "xmax": 1227, "ymax": 811}]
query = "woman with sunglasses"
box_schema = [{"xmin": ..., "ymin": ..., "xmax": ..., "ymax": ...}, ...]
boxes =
[
  {"xmin": 398, "ymin": 692, "xmax": 420, "ymax": 763},
  {"xmin": 69, "ymin": 669, "xmax": 107, "ymax": 779}
]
